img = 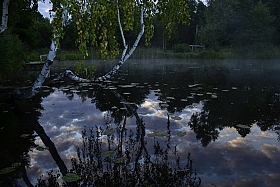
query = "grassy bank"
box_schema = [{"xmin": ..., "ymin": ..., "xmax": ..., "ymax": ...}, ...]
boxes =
[{"xmin": 25, "ymin": 46, "xmax": 280, "ymax": 62}]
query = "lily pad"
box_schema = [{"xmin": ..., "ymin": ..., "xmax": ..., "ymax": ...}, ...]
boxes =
[
  {"xmin": 20, "ymin": 134, "xmax": 30, "ymax": 138},
  {"xmin": 171, "ymin": 116, "xmax": 182, "ymax": 120},
  {"xmin": 102, "ymin": 151, "xmax": 116, "ymax": 157},
  {"xmin": 211, "ymin": 95, "xmax": 218, "ymax": 99},
  {"xmin": 62, "ymin": 173, "xmax": 80, "ymax": 182},
  {"xmin": 177, "ymin": 131, "xmax": 186, "ymax": 137},
  {"xmin": 147, "ymin": 130, "xmax": 168, "ymax": 137},
  {"xmin": 104, "ymin": 130, "xmax": 114, "ymax": 136},
  {"xmin": 12, "ymin": 163, "xmax": 21, "ymax": 168},
  {"xmin": 0, "ymin": 167, "xmax": 15, "ymax": 174},
  {"xmin": 166, "ymin": 97, "xmax": 175, "ymax": 100},
  {"xmin": 36, "ymin": 146, "xmax": 48, "ymax": 151},
  {"xmin": 236, "ymin": 124, "xmax": 250, "ymax": 129},
  {"xmin": 114, "ymin": 157, "xmax": 128, "ymax": 164}
]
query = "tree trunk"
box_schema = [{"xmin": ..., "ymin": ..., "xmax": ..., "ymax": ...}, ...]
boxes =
[
  {"xmin": 54, "ymin": 2, "xmax": 145, "ymax": 83},
  {"xmin": 24, "ymin": 10, "xmax": 68, "ymax": 99},
  {"xmin": 0, "ymin": 0, "xmax": 10, "ymax": 33}
]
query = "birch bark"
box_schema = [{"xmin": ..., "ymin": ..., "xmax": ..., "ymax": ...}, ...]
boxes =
[
  {"xmin": 25, "ymin": 9, "xmax": 68, "ymax": 98},
  {"xmin": 0, "ymin": 0, "xmax": 10, "ymax": 33},
  {"xmin": 54, "ymin": 2, "xmax": 144, "ymax": 83}
]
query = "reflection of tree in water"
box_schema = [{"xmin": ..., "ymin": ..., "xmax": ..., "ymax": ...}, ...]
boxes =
[
  {"xmin": 188, "ymin": 110, "xmax": 219, "ymax": 147},
  {"xmin": 1, "ymin": 82, "xmax": 201, "ymax": 186},
  {"xmin": 70, "ymin": 115, "xmax": 201, "ymax": 186},
  {"xmin": 188, "ymin": 64, "xmax": 280, "ymax": 146}
]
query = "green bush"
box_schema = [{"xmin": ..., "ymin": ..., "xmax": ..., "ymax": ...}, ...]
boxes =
[
  {"xmin": 0, "ymin": 31, "xmax": 26, "ymax": 81},
  {"xmin": 173, "ymin": 43, "xmax": 191, "ymax": 53}
]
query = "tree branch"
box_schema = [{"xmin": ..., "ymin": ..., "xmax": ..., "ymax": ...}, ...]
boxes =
[{"xmin": 54, "ymin": 4, "xmax": 145, "ymax": 83}]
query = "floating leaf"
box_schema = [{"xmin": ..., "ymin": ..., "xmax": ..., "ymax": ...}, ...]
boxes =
[
  {"xmin": 20, "ymin": 134, "xmax": 30, "ymax": 138},
  {"xmin": 177, "ymin": 131, "xmax": 186, "ymax": 137},
  {"xmin": 236, "ymin": 124, "xmax": 250, "ymax": 129},
  {"xmin": 211, "ymin": 95, "xmax": 218, "ymax": 99},
  {"xmin": 12, "ymin": 163, "xmax": 21, "ymax": 168},
  {"xmin": 104, "ymin": 130, "xmax": 114, "ymax": 135},
  {"xmin": 102, "ymin": 151, "xmax": 115, "ymax": 157},
  {"xmin": 0, "ymin": 167, "xmax": 15, "ymax": 174},
  {"xmin": 62, "ymin": 173, "xmax": 80, "ymax": 182},
  {"xmin": 36, "ymin": 146, "xmax": 48, "ymax": 151},
  {"xmin": 171, "ymin": 116, "xmax": 182, "ymax": 120},
  {"xmin": 147, "ymin": 130, "xmax": 168, "ymax": 137},
  {"xmin": 114, "ymin": 157, "xmax": 128, "ymax": 164},
  {"xmin": 166, "ymin": 97, "xmax": 175, "ymax": 100}
]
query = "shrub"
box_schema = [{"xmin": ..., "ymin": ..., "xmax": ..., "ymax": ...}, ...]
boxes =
[
  {"xmin": 0, "ymin": 31, "xmax": 26, "ymax": 81},
  {"xmin": 173, "ymin": 43, "xmax": 191, "ymax": 53}
]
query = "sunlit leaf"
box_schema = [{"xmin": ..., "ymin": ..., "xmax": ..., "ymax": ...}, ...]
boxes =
[
  {"xmin": 0, "ymin": 167, "xmax": 15, "ymax": 174},
  {"xmin": 62, "ymin": 173, "xmax": 80, "ymax": 182},
  {"xmin": 177, "ymin": 131, "xmax": 186, "ymax": 137},
  {"xmin": 104, "ymin": 130, "xmax": 114, "ymax": 135},
  {"xmin": 171, "ymin": 116, "xmax": 182, "ymax": 120},
  {"xmin": 102, "ymin": 151, "xmax": 115, "ymax": 157},
  {"xmin": 236, "ymin": 124, "xmax": 250, "ymax": 129}
]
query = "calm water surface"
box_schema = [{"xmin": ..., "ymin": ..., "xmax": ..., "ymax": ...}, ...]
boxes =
[{"xmin": 1, "ymin": 59, "xmax": 280, "ymax": 186}]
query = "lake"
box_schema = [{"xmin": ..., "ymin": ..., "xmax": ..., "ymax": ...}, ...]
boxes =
[{"xmin": 1, "ymin": 59, "xmax": 280, "ymax": 187}]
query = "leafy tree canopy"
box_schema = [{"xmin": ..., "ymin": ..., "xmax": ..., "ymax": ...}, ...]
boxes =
[{"xmin": 50, "ymin": 0, "xmax": 190, "ymax": 59}]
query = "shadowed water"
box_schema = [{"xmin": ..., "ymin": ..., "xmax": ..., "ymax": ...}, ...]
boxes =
[{"xmin": 1, "ymin": 59, "xmax": 280, "ymax": 186}]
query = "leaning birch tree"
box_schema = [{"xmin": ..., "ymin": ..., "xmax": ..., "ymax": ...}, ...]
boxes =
[{"xmin": 1, "ymin": 0, "xmax": 190, "ymax": 98}]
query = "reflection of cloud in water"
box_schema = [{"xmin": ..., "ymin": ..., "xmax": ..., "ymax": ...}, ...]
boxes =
[
  {"xmin": 28, "ymin": 90, "xmax": 280, "ymax": 186},
  {"xmin": 180, "ymin": 124, "xmax": 280, "ymax": 186}
]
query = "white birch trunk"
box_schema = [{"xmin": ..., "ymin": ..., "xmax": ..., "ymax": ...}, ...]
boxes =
[
  {"xmin": 26, "ymin": 9, "xmax": 68, "ymax": 98},
  {"xmin": 0, "ymin": 0, "xmax": 10, "ymax": 33},
  {"xmin": 55, "ymin": 2, "xmax": 145, "ymax": 83}
]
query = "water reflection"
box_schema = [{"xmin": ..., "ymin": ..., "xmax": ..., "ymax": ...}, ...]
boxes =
[{"xmin": 1, "ymin": 59, "xmax": 280, "ymax": 186}]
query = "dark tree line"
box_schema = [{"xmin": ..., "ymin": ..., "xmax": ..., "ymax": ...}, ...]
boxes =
[
  {"xmin": 199, "ymin": 0, "xmax": 279, "ymax": 50},
  {"xmin": 2, "ymin": 0, "xmax": 280, "ymax": 52}
]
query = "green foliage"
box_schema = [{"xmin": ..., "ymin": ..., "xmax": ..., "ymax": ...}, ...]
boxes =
[
  {"xmin": 50, "ymin": 0, "xmax": 190, "ymax": 59},
  {"xmin": 173, "ymin": 43, "xmax": 191, "ymax": 53},
  {"xmin": 75, "ymin": 61, "xmax": 96, "ymax": 79},
  {"xmin": 199, "ymin": 0, "xmax": 276, "ymax": 50},
  {"xmin": 0, "ymin": 31, "xmax": 25, "ymax": 81},
  {"xmin": 8, "ymin": 0, "xmax": 52, "ymax": 49}
]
